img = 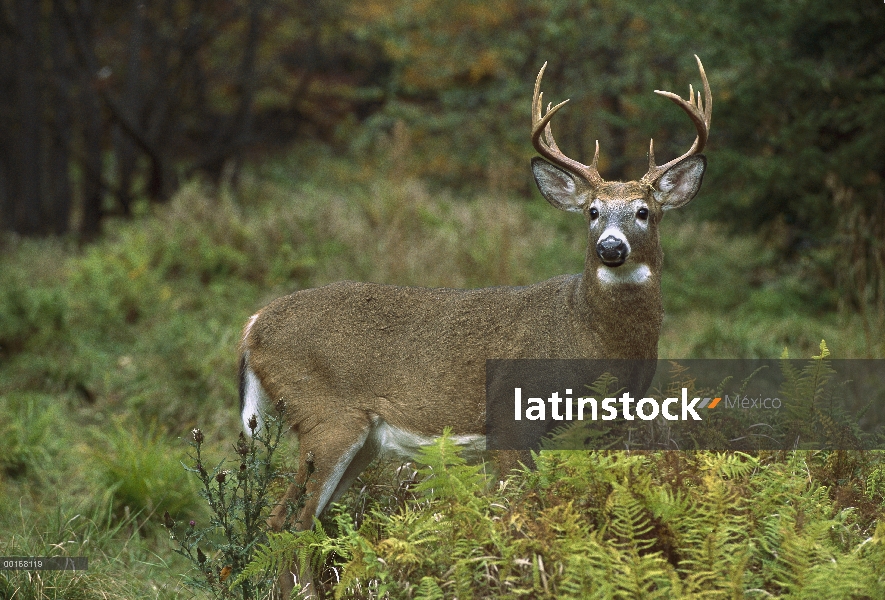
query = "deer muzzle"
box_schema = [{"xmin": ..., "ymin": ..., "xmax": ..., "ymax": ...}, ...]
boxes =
[{"xmin": 596, "ymin": 235, "xmax": 628, "ymax": 267}]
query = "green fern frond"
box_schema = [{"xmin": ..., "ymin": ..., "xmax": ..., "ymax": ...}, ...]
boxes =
[
  {"xmin": 234, "ymin": 520, "xmax": 335, "ymax": 588},
  {"xmin": 585, "ymin": 372, "xmax": 624, "ymax": 398},
  {"xmin": 414, "ymin": 576, "xmax": 445, "ymax": 600},
  {"xmin": 608, "ymin": 485, "xmax": 656, "ymax": 553},
  {"xmin": 713, "ymin": 451, "xmax": 758, "ymax": 480},
  {"xmin": 412, "ymin": 428, "xmax": 487, "ymax": 504},
  {"xmin": 233, "ymin": 530, "xmax": 300, "ymax": 586}
]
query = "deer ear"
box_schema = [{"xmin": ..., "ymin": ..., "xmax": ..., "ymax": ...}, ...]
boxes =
[
  {"xmin": 653, "ymin": 155, "xmax": 706, "ymax": 210},
  {"xmin": 532, "ymin": 157, "xmax": 585, "ymax": 213}
]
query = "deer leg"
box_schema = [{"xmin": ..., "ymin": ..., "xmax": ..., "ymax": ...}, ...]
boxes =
[
  {"xmin": 492, "ymin": 449, "xmax": 534, "ymax": 476},
  {"xmin": 328, "ymin": 435, "xmax": 379, "ymax": 505},
  {"xmin": 271, "ymin": 412, "xmax": 372, "ymax": 599}
]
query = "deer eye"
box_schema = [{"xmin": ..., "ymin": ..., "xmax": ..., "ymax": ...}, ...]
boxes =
[
  {"xmin": 589, "ymin": 207, "xmax": 599, "ymax": 220},
  {"xmin": 636, "ymin": 207, "xmax": 649, "ymax": 221}
]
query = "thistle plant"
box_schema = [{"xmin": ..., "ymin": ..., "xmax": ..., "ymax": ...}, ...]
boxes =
[{"xmin": 164, "ymin": 405, "xmax": 304, "ymax": 599}]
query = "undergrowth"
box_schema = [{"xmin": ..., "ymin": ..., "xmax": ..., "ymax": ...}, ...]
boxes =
[
  {"xmin": 0, "ymin": 159, "xmax": 881, "ymax": 598},
  {"xmin": 239, "ymin": 434, "xmax": 885, "ymax": 599}
]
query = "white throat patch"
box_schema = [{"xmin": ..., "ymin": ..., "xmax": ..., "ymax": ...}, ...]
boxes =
[{"xmin": 597, "ymin": 263, "xmax": 652, "ymax": 285}]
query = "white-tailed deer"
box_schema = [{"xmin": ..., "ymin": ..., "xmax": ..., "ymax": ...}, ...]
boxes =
[{"xmin": 239, "ymin": 56, "xmax": 711, "ymax": 597}]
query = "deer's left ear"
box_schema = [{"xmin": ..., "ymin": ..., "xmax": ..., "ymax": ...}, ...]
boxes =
[{"xmin": 653, "ymin": 155, "xmax": 706, "ymax": 210}]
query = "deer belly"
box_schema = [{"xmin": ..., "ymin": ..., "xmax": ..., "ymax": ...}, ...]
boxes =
[{"xmin": 370, "ymin": 419, "xmax": 485, "ymax": 460}]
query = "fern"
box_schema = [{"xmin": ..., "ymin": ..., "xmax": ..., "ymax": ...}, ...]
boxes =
[
  {"xmin": 414, "ymin": 576, "xmax": 445, "ymax": 600},
  {"xmin": 865, "ymin": 463, "xmax": 885, "ymax": 505},
  {"xmin": 233, "ymin": 530, "xmax": 300, "ymax": 585},
  {"xmin": 412, "ymin": 428, "xmax": 487, "ymax": 505},
  {"xmin": 327, "ymin": 447, "xmax": 885, "ymax": 598},
  {"xmin": 779, "ymin": 339, "xmax": 844, "ymax": 449},
  {"xmin": 606, "ymin": 486, "xmax": 670, "ymax": 598}
]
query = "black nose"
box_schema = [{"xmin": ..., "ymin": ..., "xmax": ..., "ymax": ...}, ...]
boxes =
[{"xmin": 596, "ymin": 235, "xmax": 628, "ymax": 266}]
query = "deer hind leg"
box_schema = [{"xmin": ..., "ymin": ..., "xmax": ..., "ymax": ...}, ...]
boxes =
[{"xmin": 270, "ymin": 411, "xmax": 372, "ymax": 599}]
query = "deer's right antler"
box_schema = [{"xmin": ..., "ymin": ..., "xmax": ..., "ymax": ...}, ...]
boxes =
[
  {"xmin": 640, "ymin": 55, "xmax": 712, "ymax": 186},
  {"xmin": 531, "ymin": 62, "xmax": 604, "ymax": 187}
]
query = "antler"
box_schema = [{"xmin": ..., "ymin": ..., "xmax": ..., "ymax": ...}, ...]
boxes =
[
  {"xmin": 531, "ymin": 62, "xmax": 604, "ymax": 187},
  {"xmin": 640, "ymin": 55, "xmax": 712, "ymax": 186}
]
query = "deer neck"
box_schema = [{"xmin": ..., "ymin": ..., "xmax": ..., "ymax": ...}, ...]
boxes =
[{"xmin": 575, "ymin": 247, "xmax": 664, "ymax": 359}]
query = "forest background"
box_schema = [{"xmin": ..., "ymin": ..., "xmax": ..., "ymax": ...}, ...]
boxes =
[{"xmin": 1, "ymin": 0, "xmax": 884, "ymax": 598}]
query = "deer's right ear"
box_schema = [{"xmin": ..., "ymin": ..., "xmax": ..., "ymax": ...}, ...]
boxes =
[{"xmin": 532, "ymin": 157, "xmax": 585, "ymax": 213}]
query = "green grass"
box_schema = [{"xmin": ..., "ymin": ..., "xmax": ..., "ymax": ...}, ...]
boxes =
[{"xmin": 0, "ymin": 153, "xmax": 881, "ymax": 597}]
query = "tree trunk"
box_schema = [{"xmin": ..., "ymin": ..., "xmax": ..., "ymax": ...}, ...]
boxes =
[
  {"xmin": 0, "ymin": 26, "xmax": 13, "ymax": 231},
  {"xmin": 49, "ymin": 5, "xmax": 72, "ymax": 234},
  {"xmin": 113, "ymin": 0, "xmax": 145, "ymax": 216},
  {"xmin": 80, "ymin": 86, "xmax": 104, "ymax": 239},
  {"xmin": 14, "ymin": 0, "xmax": 43, "ymax": 234}
]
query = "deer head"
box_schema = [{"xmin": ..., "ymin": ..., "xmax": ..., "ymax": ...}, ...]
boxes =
[{"xmin": 530, "ymin": 55, "xmax": 711, "ymax": 288}]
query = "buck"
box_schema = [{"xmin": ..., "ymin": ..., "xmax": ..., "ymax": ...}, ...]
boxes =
[{"xmin": 239, "ymin": 56, "xmax": 711, "ymax": 597}]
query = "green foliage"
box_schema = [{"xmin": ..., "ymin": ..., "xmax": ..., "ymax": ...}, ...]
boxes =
[
  {"xmin": 0, "ymin": 238, "xmax": 73, "ymax": 387},
  {"xmin": 87, "ymin": 418, "xmax": 200, "ymax": 520},
  {"xmin": 657, "ymin": 219, "xmax": 859, "ymax": 358},
  {"xmin": 866, "ymin": 464, "xmax": 885, "ymax": 508},
  {"xmin": 307, "ymin": 444, "xmax": 885, "ymax": 599},
  {"xmin": 0, "ymin": 275, "xmax": 69, "ymax": 356},
  {"xmin": 0, "ymin": 393, "xmax": 62, "ymax": 479},
  {"xmin": 233, "ymin": 529, "xmax": 315, "ymax": 596},
  {"xmin": 234, "ymin": 420, "xmax": 884, "ymax": 598},
  {"xmin": 411, "ymin": 428, "xmax": 488, "ymax": 504},
  {"xmin": 414, "ymin": 576, "xmax": 445, "ymax": 600}
]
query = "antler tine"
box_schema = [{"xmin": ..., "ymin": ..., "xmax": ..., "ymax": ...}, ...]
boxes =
[
  {"xmin": 531, "ymin": 62, "xmax": 603, "ymax": 186},
  {"xmin": 543, "ymin": 104, "xmax": 601, "ymax": 173},
  {"xmin": 544, "ymin": 102, "xmax": 559, "ymax": 151},
  {"xmin": 641, "ymin": 55, "xmax": 712, "ymax": 186}
]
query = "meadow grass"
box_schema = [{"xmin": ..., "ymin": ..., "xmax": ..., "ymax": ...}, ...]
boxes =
[{"xmin": 0, "ymin": 155, "xmax": 881, "ymax": 597}]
